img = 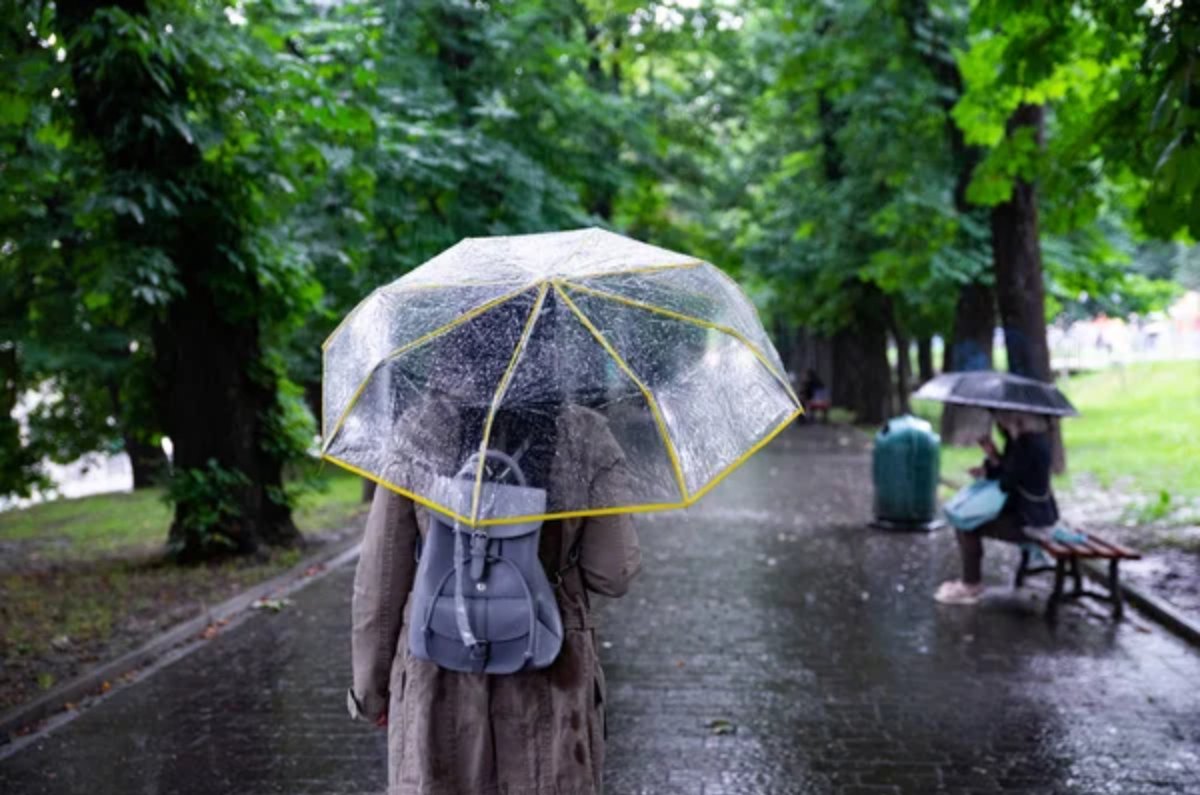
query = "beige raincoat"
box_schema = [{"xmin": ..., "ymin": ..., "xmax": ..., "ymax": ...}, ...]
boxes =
[{"xmin": 349, "ymin": 403, "xmax": 641, "ymax": 795}]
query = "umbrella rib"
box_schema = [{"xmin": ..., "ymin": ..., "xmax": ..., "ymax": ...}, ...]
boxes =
[
  {"xmin": 321, "ymin": 284, "xmax": 535, "ymax": 455},
  {"xmin": 322, "ymin": 407, "xmax": 804, "ymax": 527},
  {"xmin": 559, "ymin": 281, "xmax": 801, "ymax": 408},
  {"xmin": 321, "ymin": 452, "xmax": 474, "ymax": 526},
  {"xmin": 468, "ymin": 283, "xmax": 550, "ymax": 525},
  {"xmin": 553, "ymin": 283, "xmax": 691, "ymax": 503}
]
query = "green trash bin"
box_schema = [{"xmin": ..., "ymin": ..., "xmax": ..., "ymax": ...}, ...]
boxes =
[{"xmin": 872, "ymin": 414, "xmax": 941, "ymax": 530}]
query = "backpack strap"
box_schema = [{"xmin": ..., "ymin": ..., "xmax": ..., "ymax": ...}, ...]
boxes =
[
  {"xmin": 442, "ymin": 524, "xmax": 541, "ymax": 666},
  {"xmin": 549, "ymin": 533, "xmax": 583, "ymax": 589}
]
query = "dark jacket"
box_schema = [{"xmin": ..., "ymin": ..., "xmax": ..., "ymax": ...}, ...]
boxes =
[{"xmin": 985, "ymin": 432, "xmax": 1059, "ymax": 528}]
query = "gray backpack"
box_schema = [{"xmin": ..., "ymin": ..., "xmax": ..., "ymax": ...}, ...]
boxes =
[{"xmin": 408, "ymin": 449, "xmax": 564, "ymax": 674}]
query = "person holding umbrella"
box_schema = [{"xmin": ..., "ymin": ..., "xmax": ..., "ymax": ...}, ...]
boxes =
[
  {"xmin": 325, "ymin": 229, "xmax": 802, "ymax": 793},
  {"xmin": 935, "ymin": 410, "xmax": 1059, "ymax": 604},
  {"xmin": 913, "ymin": 371, "xmax": 1076, "ymax": 606}
]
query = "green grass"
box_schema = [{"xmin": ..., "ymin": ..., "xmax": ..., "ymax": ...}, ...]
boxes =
[
  {"xmin": 293, "ymin": 466, "xmax": 366, "ymax": 533},
  {"xmin": 0, "ymin": 464, "xmax": 367, "ymax": 563},
  {"xmin": 0, "ymin": 489, "xmax": 172, "ymax": 552},
  {"xmin": 1057, "ymin": 361, "xmax": 1200, "ymax": 495},
  {"xmin": 915, "ymin": 360, "xmax": 1200, "ymax": 498}
]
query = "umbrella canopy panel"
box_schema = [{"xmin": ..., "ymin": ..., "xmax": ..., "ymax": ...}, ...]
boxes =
[
  {"xmin": 321, "ymin": 228, "xmax": 800, "ymax": 526},
  {"xmin": 913, "ymin": 370, "xmax": 1078, "ymax": 417}
]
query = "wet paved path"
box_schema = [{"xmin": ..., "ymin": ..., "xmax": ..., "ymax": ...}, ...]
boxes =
[{"xmin": 3, "ymin": 425, "xmax": 1199, "ymax": 794}]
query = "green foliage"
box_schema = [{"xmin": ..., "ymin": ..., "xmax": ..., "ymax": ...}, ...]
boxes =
[
  {"xmin": 1123, "ymin": 489, "xmax": 1174, "ymax": 526},
  {"xmin": 956, "ymin": 0, "xmax": 1200, "ymax": 239},
  {"xmin": 3, "ymin": 0, "xmax": 1196, "ymax": 538},
  {"xmin": 1042, "ymin": 221, "xmax": 1184, "ymax": 321},
  {"xmin": 163, "ymin": 459, "xmax": 253, "ymax": 557},
  {"xmin": 728, "ymin": 0, "xmax": 985, "ymax": 342}
]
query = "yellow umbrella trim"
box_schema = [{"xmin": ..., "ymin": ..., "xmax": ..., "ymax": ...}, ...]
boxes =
[
  {"xmin": 322, "ymin": 406, "xmax": 802, "ymax": 527},
  {"xmin": 320, "ymin": 283, "xmax": 533, "ymax": 454},
  {"xmin": 321, "ymin": 273, "xmax": 804, "ymax": 526},
  {"xmin": 321, "ymin": 260, "xmax": 704, "ymax": 351},
  {"xmin": 552, "ymin": 282, "xmax": 690, "ymax": 503},
  {"xmin": 558, "ymin": 280, "xmax": 801, "ymax": 406},
  {"xmin": 468, "ymin": 283, "xmax": 549, "ymax": 523}
]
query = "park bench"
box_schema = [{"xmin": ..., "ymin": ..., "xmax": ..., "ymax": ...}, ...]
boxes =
[{"xmin": 1013, "ymin": 531, "xmax": 1141, "ymax": 620}]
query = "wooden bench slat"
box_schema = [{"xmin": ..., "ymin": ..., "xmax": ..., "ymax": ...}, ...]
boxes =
[
  {"xmin": 1076, "ymin": 538, "xmax": 1119, "ymax": 558},
  {"xmin": 1038, "ymin": 539, "xmax": 1073, "ymax": 558},
  {"xmin": 1085, "ymin": 534, "xmax": 1141, "ymax": 560},
  {"xmin": 1016, "ymin": 531, "xmax": 1136, "ymax": 620},
  {"xmin": 1033, "ymin": 532, "xmax": 1140, "ymax": 560},
  {"xmin": 1062, "ymin": 540, "xmax": 1098, "ymax": 557},
  {"xmin": 1070, "ymin": 542, "xmax": 1113, "ymax": 559}
]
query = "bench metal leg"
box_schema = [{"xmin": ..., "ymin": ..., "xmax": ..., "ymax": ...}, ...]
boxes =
[
  {"xmin": 1070, "ymin": 557, "xmax": 1084, "ymax": 596},
  {"xmin": 1014, "ymin": 548, "xmax": 1030, "ymax": 588},
  {"xmin": 1047, "ymin": 558, "xmax": 1066, "ymax": 620},
  {"xmin": 1109, "ymin": 558, "xmax": 1124, "ymax": 620}
]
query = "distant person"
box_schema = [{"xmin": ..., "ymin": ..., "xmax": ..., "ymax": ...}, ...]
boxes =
[
  {"xmin": 799, "ymin": 369, "xmax": 830, "ymax": 422},
  {"xmin": 935, "ymin": 410, "xmax": 1059, "ymax": 604}
]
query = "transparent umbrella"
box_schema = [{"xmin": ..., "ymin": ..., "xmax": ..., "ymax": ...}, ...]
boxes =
[{"xmin": 321, "ymin": 228, "xmax": 801, "ymax": 526}]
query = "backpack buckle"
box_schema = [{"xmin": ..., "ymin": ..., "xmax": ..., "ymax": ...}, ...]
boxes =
[{"xmin": 469, "ymin": 531, "xmax": 488, "ymax": 580}]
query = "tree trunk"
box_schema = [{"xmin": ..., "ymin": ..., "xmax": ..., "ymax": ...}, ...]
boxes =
[
  {"xmin": 885, "ymin": 299, "xmax": 912, "ymax": 414},
  {"xmin": 779, "ymin": 324, "xmax": 834, "ymax": 392},
  {"xmin": 61, "ymin": 0, "xmax": 300, "ymax": 558},
  {"xmin": 157, "ymin": 268, "xmax": 300, "ymax": 559},
  {"xmin": 894, "ymin": 334, "xmax": 912, "ymax": 415},
  {"xmin": 832, "ymin": 290, "xmax": 893, "ymax": 425},
  {"xmin": 0, "ymin": 346, "xmax": 39, "ymax": 497},
  {"xmin": 126, "ymin": 436, "xmax": 169, "ymax": 489},
  {"xmin": 940, "ymin": 282, "xmax": 997, "ymax": 445},
  {"xmin": 916, "ymin": 336, "xmax": 934, "ymax": 384},
  {"xmin": 304, "ymin": 379, "xmax": 323, "ymax": 434},
  {"xmin": 899, "ymin": 0, "xmax": 998, "ymax": 445},
  {"xmin": 104, "ymin": 378, "xmax": 169, "ymax": 489},
  {"xmin": 990, "ymin": 103, "xmax": 1064, "ymax": 471}
]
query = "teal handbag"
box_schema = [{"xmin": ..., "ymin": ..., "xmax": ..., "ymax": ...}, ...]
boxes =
[{"xmin": 944, "ymin": 479, "xmax": 1007, "ymax": 531}]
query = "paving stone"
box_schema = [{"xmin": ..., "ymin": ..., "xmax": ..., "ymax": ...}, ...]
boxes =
[{"xmin": 2, "ymin": 425, "xmax": 1199, "ymax": 794}]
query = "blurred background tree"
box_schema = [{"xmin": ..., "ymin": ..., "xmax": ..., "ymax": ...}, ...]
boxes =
[{"xmin": 2, "ymin": 0, "xmax": 1194, "ymax": 557}]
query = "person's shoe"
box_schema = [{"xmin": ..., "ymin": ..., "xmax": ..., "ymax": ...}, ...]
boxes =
[{"xmin": 934, "ymin": 580, "xmax": 985, "ymax": 605}]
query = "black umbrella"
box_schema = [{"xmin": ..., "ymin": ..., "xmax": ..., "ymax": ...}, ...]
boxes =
[{"xmin": 913, "ymin": 370, "xmax": 1079, "ymax": 417}]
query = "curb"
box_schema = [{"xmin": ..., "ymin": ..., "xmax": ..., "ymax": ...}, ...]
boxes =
[
  {"xmin": 0, "ymin": 523, "xmax": 366, "ymax": 747},
  {"xmin": 1080, "ymin": 560, "xmax": 1200, "ymax": 646}
]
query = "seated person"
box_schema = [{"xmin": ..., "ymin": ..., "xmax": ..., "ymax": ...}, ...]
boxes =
[
  {"xmin": 799, "ymin": 369, "xmax": 830, "ymax": 422},
  {"xmin": 935, "ymin": 410, "xmax": 1059, "ymax": 605}
]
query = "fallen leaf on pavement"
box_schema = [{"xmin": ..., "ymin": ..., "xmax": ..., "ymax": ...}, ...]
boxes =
[
  {"xmin": 706, "ymin": 718, "xmax": 736, "ymax": 735},
  {"xmin": 251, "ymin": 597, "xmax": 293, "ymax": 612}
]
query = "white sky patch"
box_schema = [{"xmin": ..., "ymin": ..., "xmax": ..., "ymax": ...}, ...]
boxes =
[
  {"xmin": 224, "ymin": 5, "xmax": 248, "ymax": 26},
  {"xmin": 1143, "ymin": 0, "xmax": 1181, "ymax": 21},
  {"xmin": 629, "ymin": 0, "xmax": 743, "ymax": 36}
]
